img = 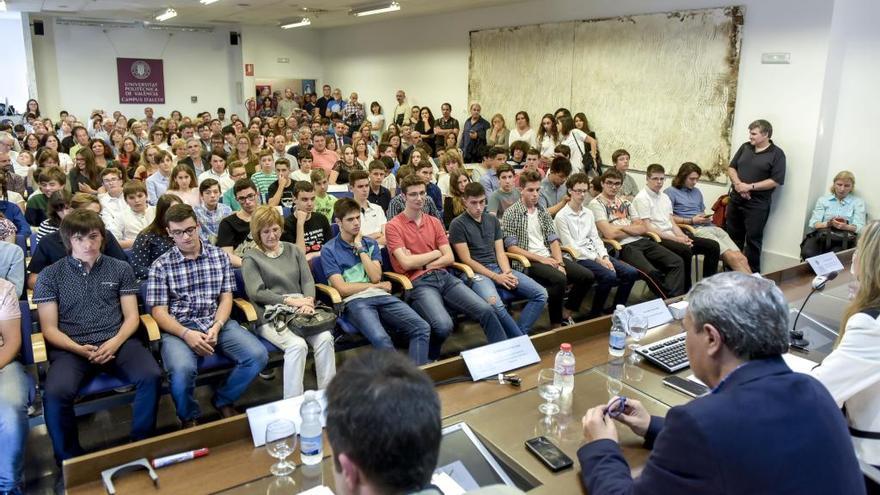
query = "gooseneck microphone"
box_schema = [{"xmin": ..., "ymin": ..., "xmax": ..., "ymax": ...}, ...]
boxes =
[{"xmin": 791, "ymin": 271, "xmax": 839, "ymax": 348}]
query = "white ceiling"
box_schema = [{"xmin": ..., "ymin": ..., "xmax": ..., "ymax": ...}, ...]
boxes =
[{"xmin": 8, "ymin": 0, "xmax": 526, "ymax": 29}]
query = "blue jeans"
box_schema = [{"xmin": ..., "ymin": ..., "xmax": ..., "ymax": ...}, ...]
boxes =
[
  {"xmin": 577, "ymin": 258, "xmax": 639, "ymax": 316},
  {"xmin": 466, "ymin": 264, "xmax": 547, "ymax": 335},
  {"xmin": 344, "ymin": 294, "xmax": 431, "ymax": 365},
  {"xmin": 0, "ymin": 361, "xmax": 29, "ymax": 493},
  {"xmin": 410, "ymin": 270, "xmax": 506, "ymax": 359},
  {"xmin": 161, "ymin": 321, "xmax": 268, "ymax": 421},
  {"xmin": 44, "ymin": 340, "xmax": 162, "ymax": 464}
]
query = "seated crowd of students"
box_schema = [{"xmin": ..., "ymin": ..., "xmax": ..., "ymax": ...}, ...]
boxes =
[{"xmin": 0, "ymin": 92, "xmax": 871, "ymax": 493}]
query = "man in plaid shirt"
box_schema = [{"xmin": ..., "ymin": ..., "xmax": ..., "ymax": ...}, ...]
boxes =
[
  {"xmin": 147, "ymin": 204, "xmax": 268, "ymax": 427},
  {"xmin": 501, "ymin": 170, "xmax": 595, "ymax": 327}
]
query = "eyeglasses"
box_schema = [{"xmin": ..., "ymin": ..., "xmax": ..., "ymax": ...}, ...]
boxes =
[
  {"xmin": 406, "ymin": 191, "xmax": 427, "ymax": 198},
  {"xmin": 603, "ymin": 181, "xmax": 623, "ymax": 188},
  {"xmin": 236, "ymin": 192, "xmax": 258, "ymax": 203},
  {"xmin": 604, "ymin": 396, "xmax": 627, "ymax": 418},
  {"xmin": 570, "ymin": 188, "xmax": 590, "ymax": 194},
  {"xmin": 169, "ymin": 226, "xmax": 199, "ymax": 238}
]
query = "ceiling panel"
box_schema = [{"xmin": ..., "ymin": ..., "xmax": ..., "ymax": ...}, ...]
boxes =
[{"xmin": 9, "ymin": 0, "xmax": 527, "ymax": 28}]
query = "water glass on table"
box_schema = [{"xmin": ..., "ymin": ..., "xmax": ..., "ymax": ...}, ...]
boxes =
[
  {"xmin": 266, "ymin": 419, "xmax": 297, "ymax": 476},
  {"xmin": 627, "ymin": 314, "xmax": 649, "ymax": 360},
  {"xmin": 537, "ymin": 368, "xmax": 561, "ymax": 418}
]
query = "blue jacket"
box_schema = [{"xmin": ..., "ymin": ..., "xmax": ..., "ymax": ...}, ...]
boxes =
[
  {"xmin": 578, "ymin": 357, "xmax": 865, "ymax": 495},
  {"xmin": 0, "ymin": 200, "xmax": 31, "ymax": 236}
]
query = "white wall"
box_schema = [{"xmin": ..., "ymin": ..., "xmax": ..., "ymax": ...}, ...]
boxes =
[
  {"xmin": 239, "ymin": 26, "xmax": 323, "ymax": 105},
  {"xmin": 0, "ymin": 13, "xmax": 30, "ymax": 112},
  {"xmin": 30, "ymin": 17, "xmax": 243, "ymax": 120},
  {"xmin": 319, "ymin": 0, "xmax": 837, "ymax": 269},
  {"xmin": 818, "ymin": 0, "xmax": 880, "ymax": 221}
]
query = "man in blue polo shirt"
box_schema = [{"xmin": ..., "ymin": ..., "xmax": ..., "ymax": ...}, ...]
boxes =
[
  {"xmin": 321, "ymin": 198, "xmax": 431, "ymax": 365},
  {"xmin": 147, "ymin": 204, "xmax": 268, "ymax": 426},
  {"xmin": 34, "ymin": 210, "xmax": 161, "ymax": 465}
]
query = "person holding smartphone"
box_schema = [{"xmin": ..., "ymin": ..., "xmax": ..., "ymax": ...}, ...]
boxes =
[{"xmin": 800, "ymin": 170, "xmax": 865, "ymax": 260}]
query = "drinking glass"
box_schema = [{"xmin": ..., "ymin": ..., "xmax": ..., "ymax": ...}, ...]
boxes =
[
  {"xmin": 537, "ymin": 368, "xmax": 561, "ymax": 417},
  {"xmin": 627, "ymin": 314, "xmax": 649, "ymax": 358},
  {"xmin": 266, "ymin": 419, "xmax": 297, "ymax": 476}
]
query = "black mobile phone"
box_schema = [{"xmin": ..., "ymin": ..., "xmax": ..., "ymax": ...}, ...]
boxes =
[
  {"xmin": 663, "ymin": 375, "xmax": 710, "ymax": 398},
  {"xmin": 525, "ymin": 436, "xmax": 573, "ymax": 472}
]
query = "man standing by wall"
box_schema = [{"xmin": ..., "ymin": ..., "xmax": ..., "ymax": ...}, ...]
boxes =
[{"xmin": 726, "ymin": 119, "xmax": 786, "ymax": 273}]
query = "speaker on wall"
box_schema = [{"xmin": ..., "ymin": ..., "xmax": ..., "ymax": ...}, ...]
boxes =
[
  {"xmin": 230, "ymin": 32, "xmax": 239, "ymax": 45},
  {"xmin": 33, "ymin": 20, "xmax": 44, "ymax": 36}
]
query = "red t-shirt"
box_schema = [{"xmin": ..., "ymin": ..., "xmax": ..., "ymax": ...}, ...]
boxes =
[
  {"xmin": 310, "ymin": 148, "xmax": 338, "ymax": 174},
  {"xmin": 385, "ymin": 212, "xmax": 449, "ymax": 281}
]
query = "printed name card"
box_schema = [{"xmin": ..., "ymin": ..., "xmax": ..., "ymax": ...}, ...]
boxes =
[
  {"xmin": 627, "ymin": 298, "xmax": 675, "ymax": 329},
  {"xmin": 461, "ymin": 335, "xmax": 540, "ymax": 381},
  {"xmin": 806, "ymin": 252, "xmax": 844, "ymax": 277},
  {"xmin": 246, "ymin": 389, "xmax": 327, "ymax": 447}
]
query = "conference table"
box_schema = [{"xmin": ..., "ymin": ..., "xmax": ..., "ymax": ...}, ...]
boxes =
[{"xmin": 63, "ymin": 253, "xmax": 851, "ymax": 494}]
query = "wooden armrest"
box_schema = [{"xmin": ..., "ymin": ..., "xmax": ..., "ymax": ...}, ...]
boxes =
[
  {"xmin": 678, "ymin": 223, "xmax": 697, "ymax": 235},
  {"xmin": 560, "ymin": 246, "xmax": 578, "ymax": 258},
  {"xmin": 602, "ymin": 238, "xmax": 623, "ymax": 251},
  {"xmin": 505, "ymin": 252, "xmax": 531, "ymax": 268},
  {"xmin": 139, "ymin": 314, "xmax": 161, "ymax": 341},
  {"xmin": 233, "ymin": 298, "xmax": 258, "ymax": 322},
  {"xmin": 384, "ymin": 271, "xmax": 413, "ymax": 291},
  {"xmin": 31, "ymin": 332, "xmax": 47, "ymax": 363},
  {"xmin": 315, "ymin": 283, "xmax": 342, "ymax": 305},
  {"xmin": 644, "ymin": 232, "xmax": 661, "ymax": 242},
  {"xmin": 449, "ymin": 262, "xmax": 474, "ymax": 279}
]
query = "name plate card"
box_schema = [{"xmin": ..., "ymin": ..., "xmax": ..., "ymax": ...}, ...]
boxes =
[
  {"xmin": 461, "ymin": 335, "xmax": 540, "ymax": 381},
  {"xmin": 246, "ymin": 390, "xmax": 327, "ymax": 447},
  {"xmin": 627, "ymin": 298, "xmax": 675, "ymax": 329},
  {"xmin": 806, "ymin": 252, "xmax": 844, "ymax": 277}
]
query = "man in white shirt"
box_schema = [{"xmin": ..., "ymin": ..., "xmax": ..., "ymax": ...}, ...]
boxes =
[
  {"xmin": 554, "ymin": 173, "xmax": 638, "ymax": 317},
  {"xmin": 270, "ymin": 134, "xmax": 298, "ymax": 170},
  {"xmin": 98, "ymin": 168, "xmax": 129, "ymax": 243},
  {"xmin": 392, "ymin": 90, "xmax": 409, "ymax": 127},
  {"xmin": 117, "ymin": 181, "xmax": 156, "ymax": 248},
  {"xmin": 197, "ymin": 150, "xmax": 235, "ymax": 193},
  {"xmin": 349, "ymin": 170, "xmax": 386, "ymax": 245},
  {"xmin": 632, "ymin": 164, "xmax": 719, "ymax": 291}
]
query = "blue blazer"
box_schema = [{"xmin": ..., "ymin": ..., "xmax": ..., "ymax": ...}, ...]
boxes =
[
  {"xmin": 578, "ymin": 357, "xmax": 865, "ymax": 495},
  {"xmin": 0, "ymin": 200, "xmax": 31, "ymax": 236}
]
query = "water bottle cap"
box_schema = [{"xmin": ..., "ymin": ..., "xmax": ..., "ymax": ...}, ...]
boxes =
[{"xmin": 560, "ymin": 343, "xmax": 571, "ymax": 352}]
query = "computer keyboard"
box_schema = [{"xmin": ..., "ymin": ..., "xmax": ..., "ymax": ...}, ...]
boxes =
[{"xmin": 635, "ymin": 332, "xmax": 690, "ymax": 373}]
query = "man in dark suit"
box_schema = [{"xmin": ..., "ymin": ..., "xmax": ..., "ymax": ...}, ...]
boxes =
[
  {"xmin": 578, "ymin": 272, "xmax": 865, "ymax": 495},
  {"xmin": 179, "ymin": 138, "xmax": 209, "ymax": 175},
  {"xmin": 331, "ymin": 121, "xmax": 351, "ymax": 148}
]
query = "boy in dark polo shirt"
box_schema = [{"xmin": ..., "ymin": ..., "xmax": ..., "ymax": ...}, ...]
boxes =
[{"xmin": 33, "ymin": 210, "xmax": 161, "ymax": 465}]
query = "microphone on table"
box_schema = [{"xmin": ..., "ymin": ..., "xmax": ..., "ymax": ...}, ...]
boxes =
[{"xmin": 791, "ymin": 271, "xmax": 839, "ymax": 349}]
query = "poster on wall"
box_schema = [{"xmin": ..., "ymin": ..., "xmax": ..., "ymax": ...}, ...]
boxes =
[
  {"xmin": 116, "ymin": 58, "xmax": 165, "ymax": 104},
  {"xmin": 301, "ymin": 79, "xmax": 316, "ymax": 96}
]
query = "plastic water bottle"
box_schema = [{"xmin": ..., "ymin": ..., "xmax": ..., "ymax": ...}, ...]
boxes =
[
  {"xmin": 554, "ymin": 343, "xmax": 575, "ymax": 395},
  {"xmin": 299, "ymin": 391, "xmax": 323, "ymax": 465},
  {"xmin": 609, "ymin": 305, "xmax": 628, "ymax": 357}
]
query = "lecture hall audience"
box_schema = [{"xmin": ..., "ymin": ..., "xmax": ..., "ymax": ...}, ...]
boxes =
[{"xmin": 0, "ymin": 93, "xmax": 872, "ymax": 494}]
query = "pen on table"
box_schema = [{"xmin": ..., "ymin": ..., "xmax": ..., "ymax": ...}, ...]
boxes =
[{"xmin": 151, "ymin": 448, "xmax": 210, "ymax": 469}]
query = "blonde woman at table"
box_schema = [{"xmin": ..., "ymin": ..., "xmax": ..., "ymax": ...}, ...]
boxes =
[
  {"xmin": 241, "ymin": 206, "xmax": 335, "ymax": 399},
  {"xmin": 812, "ymin": 219, "xmax": 880, "ymax": 491}
]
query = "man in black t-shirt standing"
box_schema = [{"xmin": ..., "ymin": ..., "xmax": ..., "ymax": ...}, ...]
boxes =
[
  {"xmin": 216, "ymin": 179, "xmax": 260, "ymax": 267},
  {"xmin": 281, "ymin": 181, "xmax": 332, "ymax": 260},
  {"xmin": 726, "ymin": 119, "xmax": 786, "ymax": 273}
]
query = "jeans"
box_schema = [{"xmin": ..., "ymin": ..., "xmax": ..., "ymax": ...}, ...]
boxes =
[
  {"xmin": 161, "ymin": 320, "xmax": 268, "ymax": 421},
  {"xmin": 44, "ymin": 339, "xmax": 162, "ymax": 464},
  {"xmin": 466, "ymin": 264, "xmax": 547, "ymax": 334},
  {"xmin": 410, "ymin": 270, "xmax": 506, "ymax": 359},
  {"xmin": 344, "ymin": 294, "xmax": 431, "ymax": 365},
  {"xmin": 577, "ymin": 258, "xmax": 639, "ymax": 316},
  {"xmin": 256, "ymin": 325, "xmax": 336, "ymax": 399},
  {"xmin": 659, "ymin": 236, "xmax": 720, "ymax": 291},
  {"xmin": 524, "ymin": 258, "xmax": 594, "ymax": 324},
  {"xmin": 726, "ymin": 196, "xmax": 772, "ymax": 273},
  {"xmin": 0, "ymin": 361, "xmax": 28, "ymax": 493},
  {"xmin": 619, "ymin": 238, "xmax": 685, "ymax": 298}
]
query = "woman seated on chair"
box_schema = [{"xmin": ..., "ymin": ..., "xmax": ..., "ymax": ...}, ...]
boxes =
[
  {"xmin": 241, "ymin": 205, "xmax": 335, "ymax": 399},
  {"xmin": 801, "ymin": 170, "xmax": 865, "ymax": 260}
]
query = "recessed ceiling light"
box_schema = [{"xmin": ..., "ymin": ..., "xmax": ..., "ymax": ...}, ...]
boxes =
[
  {"xmin": 280, "ymin": 17, "xmax": 310, "ymax": 29},
  {"xmin": 350, "ymin": 1, "xmax": 400, "ymax": 17},
  {"xmin": 155, "ymin": 8, "xmax": 178, "ymax": 21}
]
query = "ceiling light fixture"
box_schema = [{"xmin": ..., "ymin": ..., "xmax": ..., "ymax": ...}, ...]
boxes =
[
  {"xmin": 199, "ymin": 0, "xmax": 220, "ymax": 4},
  {"xmin": 0, "ymin": 1, "xmax": 7, "ymax": 12},
  {"xmin": 155, "ymin": 8, "xmax": 178, "ymax": 21},
  {"xmin": 280, "ymin": 17, "xmax": 311, "ymax": 29},
  {"xmin": 350, "ymin": 1, "xmax": 400, "ymax": 17}
]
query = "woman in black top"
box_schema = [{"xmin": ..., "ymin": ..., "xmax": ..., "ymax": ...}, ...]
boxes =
[
  {"xmin": 414, "ymin": 106, "xmax": 435, "ymax": 156},
  {"xmin": 130, "ymin": 194, "xmax": 182, "ymax": 279}
]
